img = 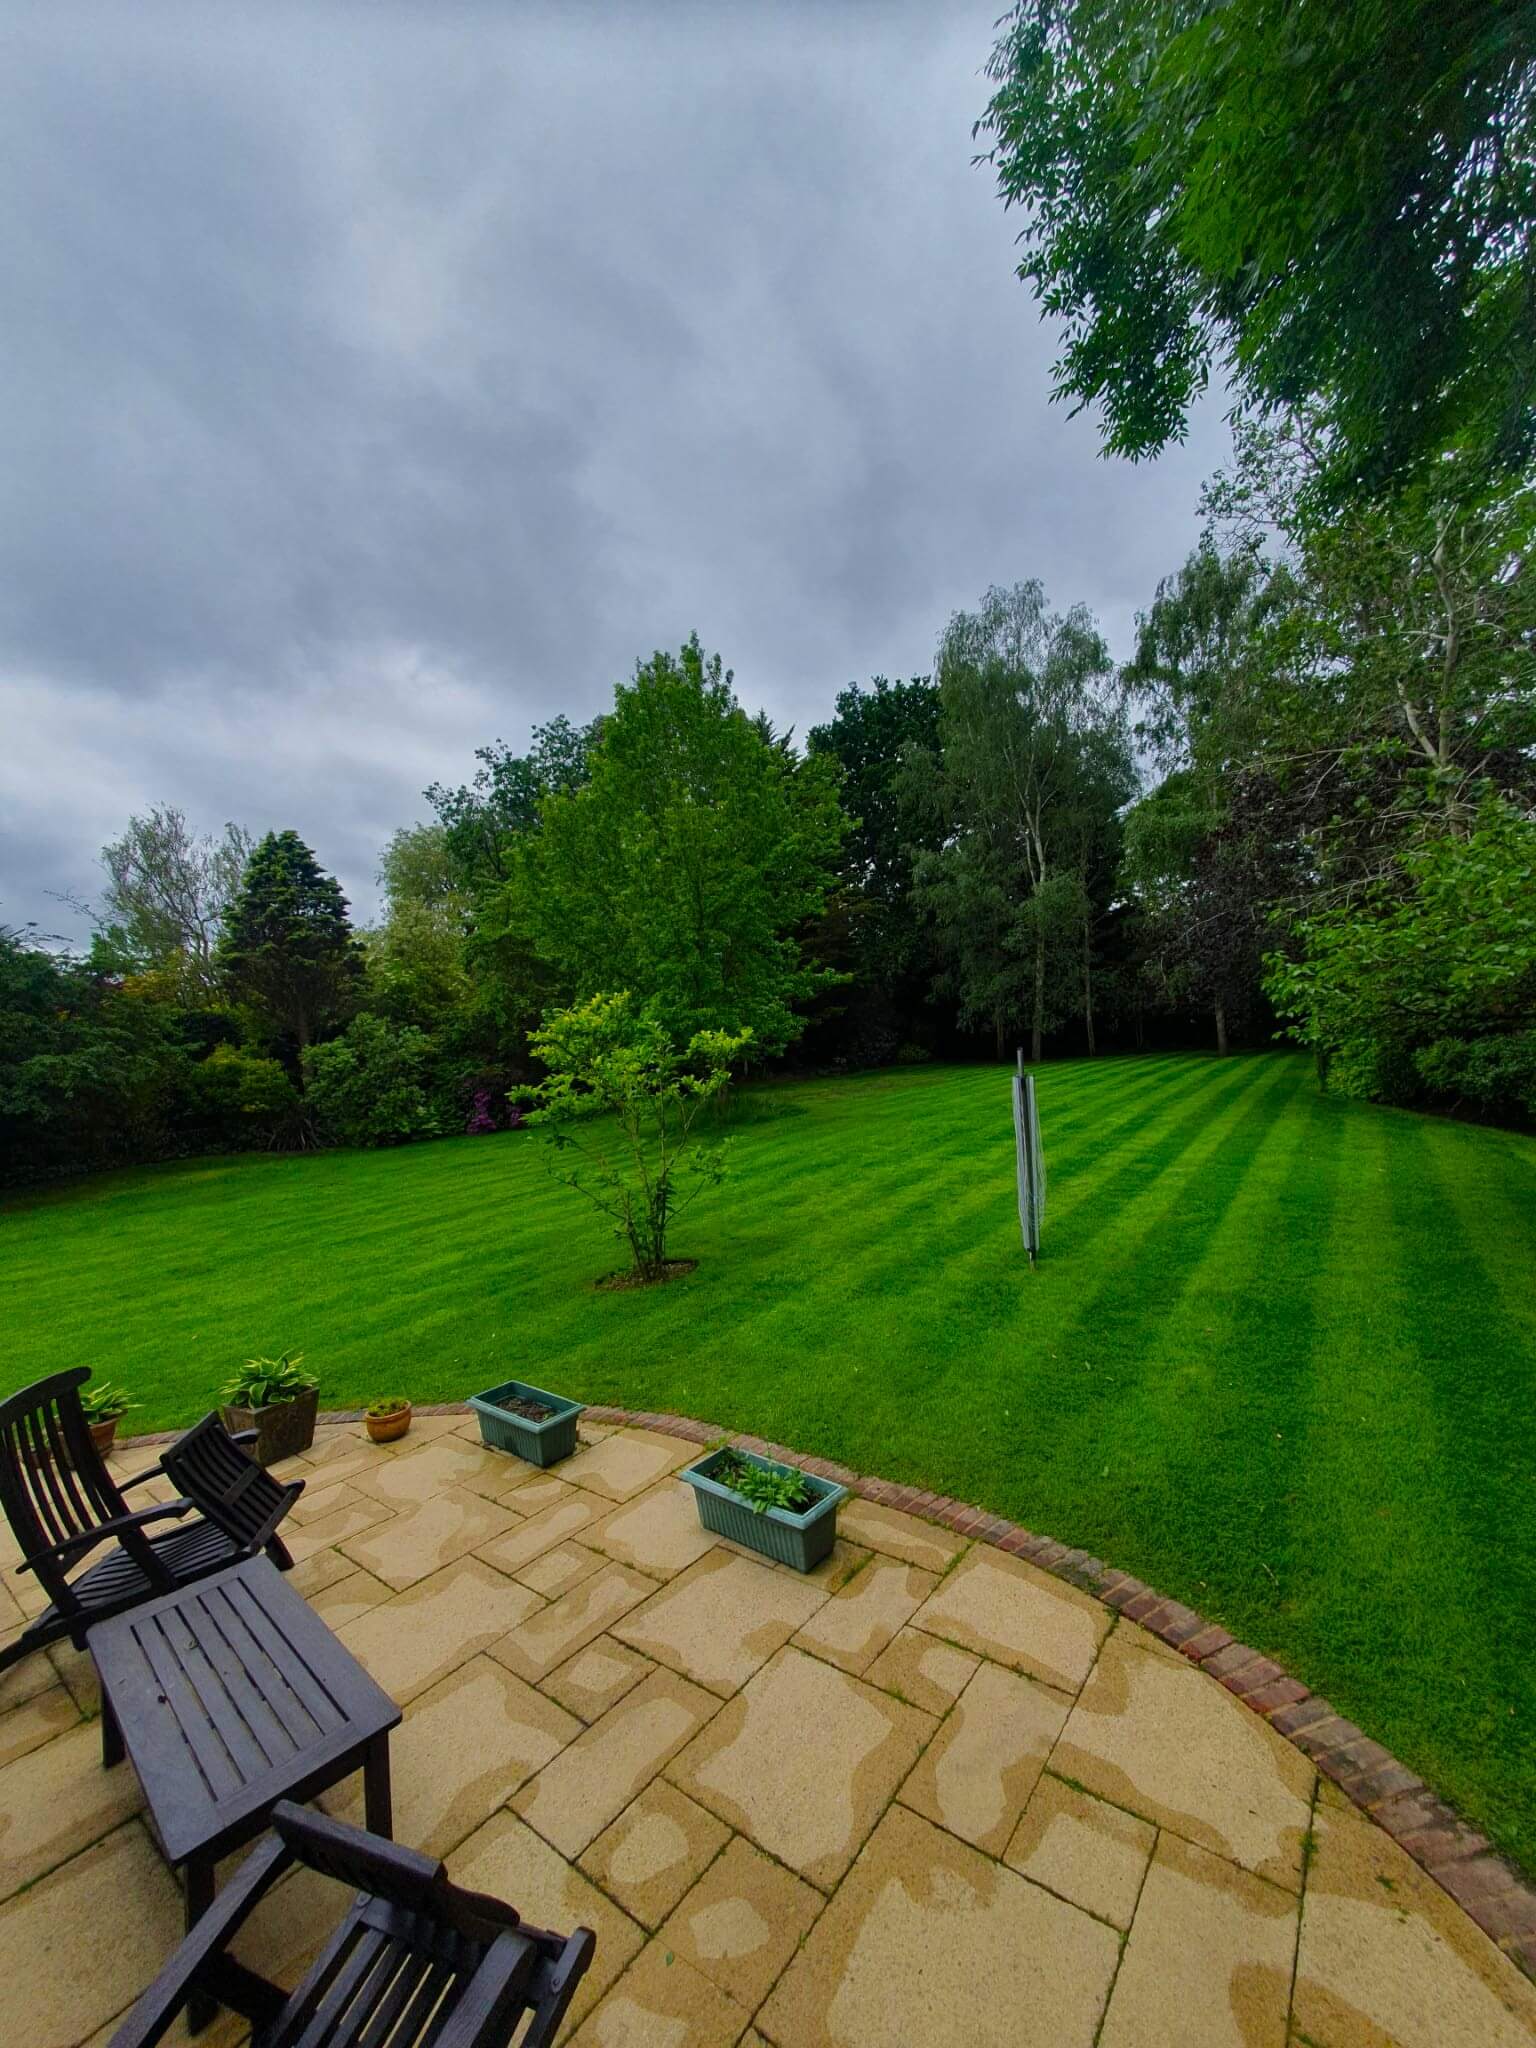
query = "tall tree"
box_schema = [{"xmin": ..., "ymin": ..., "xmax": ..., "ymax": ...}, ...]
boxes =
[
  {"xmin": 912, "ymin": 583, "xmax": 1133, "ymax": 1059},
  {"xmin": 97, "ymin": 806, "xmax": 252, "ymax": 999},
  {"xmin": 976, "ymin": 0, "xmax": 1536, "ymax": 496},
  {"xmin": 425, "ymin": 715, "xmax": 597, "ymax": 892},
  {"xmin": 508, "ymin": 635, "xmax": 847, "ymax": 1055},
  {"xmin": 217, "ymin": 832, "xmax": 363, "ymax": 1057}
]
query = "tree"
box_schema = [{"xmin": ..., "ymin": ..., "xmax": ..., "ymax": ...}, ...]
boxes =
[
  {"xmin": 1267, "ymin": 796, "xmax": 1536, "ymax": 1111},
  {"xmin": 216, "ymin": 832, "xmax": 363, "ymax": 1058},
  {"xmin": 529, "ymin": 992, "xmax": 750, "ymax": 1282},
  {"xmin": 97, "ymin": 807, "xmax": 252, "ymax": 999},
  {"xmin": 912, "ymin": 584, "xmax": 1133, "ymax": 1059},
  {"xmin": 976, "ymin": 0, "xmax": 1536, "ymax": 496},
  {"xmin": 425, "ymin": 716, "xmax": 597, "ymax": 892},
  {"xmin": 302, "ymin": 1014, "xmax": 440, "ymax": 1147},
  {"xmin": 365, "ymin": 824, "xmax": 471, "ymax": 1031},
  {"xmin": 509, "ymin": 635, "xmax": 848, "ymax": 1056}
]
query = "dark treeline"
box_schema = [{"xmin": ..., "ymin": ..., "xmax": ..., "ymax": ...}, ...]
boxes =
[{"xmin": 5, "ymin": 414, "xmax": 1533, "ymax": 1187}]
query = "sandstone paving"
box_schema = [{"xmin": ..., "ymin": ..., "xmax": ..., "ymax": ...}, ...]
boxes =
[
  {"xmin": 490, "ymin": 1561, "xmax": 657, "ymax": 1684},
  {"xmin": 336, "ymin": 1482, "xmax": 518, "ymax": 1590},
  {"xmin": 1002, "ymin": 1771, "xmax": 1156, "ymax": 1930},
  {"xmin": 302, "ymin": 1564, "xmax": 394, "ymax": 1632},
  {"xmin": 612, "ymin": 1546, "xmax": 828, "ymax": 1696},
  {"xmin": 0, "ymin": 1716, "xmax": 144, "ymax": 1896},
  {"xmin": 540, "ymin": 1634, "xmax": 655, "ymax": 1722},
  {"xmin": 578, "ymin": 1777, "xmax": 731, "ymax": 1928},
  {"xmin": 757, "ymin": 1801, "xmax": 1122, "ymax": 2048},
  {"xmin": 336, "ymin": 1553, "xmax": 544, "ymax": 1703},
  {"xmin": 473, "ymin": 1491, "xmax": 613, "ymax": 1574},
  {"xmin": 1290, "ymin": 1788, "xmax": 1536, "ymax": 2048},
  {"xmin": 584, "ymin": 1478, "xmax": 720, "ymax": 1578},
  {"xmin": 517, "ymin": 1539, "xmax": 609, "ymax": 1599},
  {"xmin": 862, "ymin": 1625, "xmax": 980, "ymax": 1717},
  {"xmin": 908, "ymin": 1543, "xmax": 1109, "ymax": 1694},
  {"xmin": 835, "ymin": 1495, "xmax": 967, "ymax": 1573},
  {"xmin": 667, "ymin": 1645, "xmax": 934, "ymax": 1890},
  {"xmin": 1096, "ymin": 1832, "xmax": 1297, "ymax": 2048},
  {"xmin": 349, "ymin": 1433, "xmax": 516, "ymax": 1511},
  {"xmin": 555, "ymin": 1427, "xmax": 696, "ymax": 1501},
  {"xmin": 325, "ymin": 1654, "xmax": 580, "ymax": 1857},
  {"xmin": 790, "ymin": 1554, "xmax": 937, "ymax": 1676},
  {"xmin": 0, "ymin": 1679, "xmax": 80, "ymax": 1768},
  {"xmin": 1052, "ymin": 1628, "xmax": 1315, "ymax": 1889},
  {"xmin": 514, "ymin": 1666, "xmax": 720, "ymax": 1858},
  {"xmin": 658, "ymin": 1832, "xmax": 825, "ymax": 2012},
  {"xmin": 0, "ymin": 1822, "xmax": 186, "ymax": 2048},
  {"xmin": 898, "ymin": 1656, "xmax": 1069, "ymax": 1856},
  {"xmin": 566, "ymin": 1936, "xmax": 750, "ymax": 2047},
  {"xmin": 10, "ymin": 1419, "xmax": 1530, "ymax": 2048},
  {"xmin": 449, "ymin": 1809, "xmax": 645, "ymax": 2038}
]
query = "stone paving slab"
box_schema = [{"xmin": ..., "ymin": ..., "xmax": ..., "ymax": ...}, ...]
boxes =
[
  {"xmin": 10, "ymin": 1414, "xmax": 1535, "ymax": 2047},
  {"xmin": 667, "ymin": 1645, "xmax": 934, "ymax": 1889},
  {"xmin": 612, "ymin": 1547, "xmax": 829, "ymax": 1696},
  {"xmin": 908, "ymin": 1543, "xmax": 1109, "ymax": 1695},
  {"xmin": 1052, "ymin": 1628, "xmax": 1315, "ymax": 1891},
  {"xmin": 758, "ymin": 1801, "xmax": 1122, "ymax": 2047},
  {"xmin": 578, "ymin": 1777, "xmax": 731, "ymax": 1929}
]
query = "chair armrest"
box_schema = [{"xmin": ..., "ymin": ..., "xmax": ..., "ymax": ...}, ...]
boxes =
[
  {"xmin": 431, "ymin": 1931, "xmax": 541, "ymax": 2048},
  {"xmin": 227, "ymin": 1428, "xmax": 260, "ymax": 1448},
  {"xmin": 516, "ymin": 1927, "xmax": 598, "ymax": 2048},
  {"xmin": 19, "ymin": 1498, "xmax": 195, "ymax": 1575},
  {"xmin": 117, "ymin": 1459, "xmax": 171, "ymax": 1490},
  {"xmin": 106, "ymin": 1834, "xmax": 293, "ymax": 2048}
]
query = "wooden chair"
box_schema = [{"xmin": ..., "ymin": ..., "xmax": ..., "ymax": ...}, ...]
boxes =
[
  {"xmin": 108, "ymin": 1802, "xmax": 597, "ymax": 2048},
  {"xmin": 0, "ymin": 1367, "xmax": 303, "ymax": 1675}
]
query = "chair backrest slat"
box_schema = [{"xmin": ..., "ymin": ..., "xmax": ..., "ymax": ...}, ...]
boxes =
[
  {"xmin": 161, "ymin": 1417, "xmax": 292, "ymax": 1549},
  {"xmin": 0, "ymin": 1371, "xmax": 133, "ymax": 1607}
]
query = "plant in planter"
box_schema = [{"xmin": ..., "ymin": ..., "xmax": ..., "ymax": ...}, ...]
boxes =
[
  {"xmin": 220, "ymin": 1350, "xmax": 319, "ymax": 1467},
  {"xmin": 681, "ymin": 1444, "xmax": 846, "ymax": 1572},
  {"xmin": 467, "ymin": 1377, "xmax": 584, "ymax": 1467},
  {"xmin": 365, "ymin": 1395, "xmax": 412, "ymax": 1444},
  {"xmin": 79, "ymin": 1379, "xmax": 136, "ymax": 1458}
]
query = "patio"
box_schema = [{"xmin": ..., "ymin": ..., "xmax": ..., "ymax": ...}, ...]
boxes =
[{"xmin": 0, "ymin": 1412, "xmax": 1532, "ymax": 2047}]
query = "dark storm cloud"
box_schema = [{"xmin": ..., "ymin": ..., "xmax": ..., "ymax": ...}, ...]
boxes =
[{"xmin": 0, "ymin": 0, "xmax": 1228, "ymax": 937}]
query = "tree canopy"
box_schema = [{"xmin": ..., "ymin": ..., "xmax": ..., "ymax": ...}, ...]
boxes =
[{"xmin": 977, "ymin": 0, "xmax": 1536, "ymax": 496}]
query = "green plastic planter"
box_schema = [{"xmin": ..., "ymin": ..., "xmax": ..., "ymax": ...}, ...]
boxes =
[
  {"xmin": 468, "ymin": 1378, "xmax": 584, "ymax": 1466},
  {"xmin": 680, "ymin": 1447, "xmax": 845, "ymax": 1573}
]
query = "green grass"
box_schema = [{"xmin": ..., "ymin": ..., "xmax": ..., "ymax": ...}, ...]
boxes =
[{"xmin": 4, "ymin": 1053, "xmax": 1534, "ymax": 1871}]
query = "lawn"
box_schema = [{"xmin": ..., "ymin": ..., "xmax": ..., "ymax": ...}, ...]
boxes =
[{"xmin": 4, "ymin": 1051, "xmax": 1534, "ymax": 1872}]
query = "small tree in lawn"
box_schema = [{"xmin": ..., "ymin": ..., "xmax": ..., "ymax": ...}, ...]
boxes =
[{"xmin": 530, "ymin": 992, "xmax": 750, "ymax": 1283}]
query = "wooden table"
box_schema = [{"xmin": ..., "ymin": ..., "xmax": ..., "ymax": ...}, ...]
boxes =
[{"xmin": 89, "ymin": 1556, "xmax": 400, "ymax": 2029}]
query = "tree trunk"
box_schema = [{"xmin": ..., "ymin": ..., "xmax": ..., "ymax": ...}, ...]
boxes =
[{"xmin": 1214, "ymin": 1000, "xmax": 1229, "ymax": 1056}]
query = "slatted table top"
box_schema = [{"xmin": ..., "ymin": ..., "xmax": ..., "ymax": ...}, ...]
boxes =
[{"xmin": 87, "ymin": 1556, "xmax": 400, "ymax": 1866}]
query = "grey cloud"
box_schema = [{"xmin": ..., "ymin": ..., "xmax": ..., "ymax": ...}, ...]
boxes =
[{"xmin": 0, "ymin": 0, "xmax": 1227, "ymax": 937}]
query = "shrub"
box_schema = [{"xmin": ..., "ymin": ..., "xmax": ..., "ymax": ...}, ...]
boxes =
[{"xmin": 302, "ymin": 1014, "xmax": 440, "ymax": 1147}]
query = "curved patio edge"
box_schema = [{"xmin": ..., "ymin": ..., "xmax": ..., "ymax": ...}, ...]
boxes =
[{"xmin": 121, "ymin": 1399, "xmax": 1536, "ymax": 1980}]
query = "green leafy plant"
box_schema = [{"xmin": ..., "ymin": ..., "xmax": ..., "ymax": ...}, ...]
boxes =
[
  {"xmin": 711, "ymin": 1447, "xmax": 814, "ymax": 1516},
  {"xmin": 222, "ymin": 1350, "xmax": 315, "ymax": 1410},
  {"xmin": 530, "ymin": 992, "xmax": 751, "ymax": 1282},
  {"xmin": 79, "ymin": 1379, "xmax": 135, "ymax": 1425},
  {"xmin": 366, "ymin": 1396, "xmax": 410, "ymax": 1418}
]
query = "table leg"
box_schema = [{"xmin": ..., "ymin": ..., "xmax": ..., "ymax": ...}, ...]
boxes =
[
  {"xmin": 363, "ymin": 1731, "xmax": 394, "ymax": 1840},
  {"xmin": 185, "ymin": 1856, "xmax": 216, "ymax": 2035},
  {"xmin": 99, "ymin": 1692, "xmax": 124, "ymax": 1770}
]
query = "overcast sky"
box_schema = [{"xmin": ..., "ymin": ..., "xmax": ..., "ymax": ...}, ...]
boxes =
[{"xmin": 1, "ymin": 0, "xmax": 1227, "ymax": 941}]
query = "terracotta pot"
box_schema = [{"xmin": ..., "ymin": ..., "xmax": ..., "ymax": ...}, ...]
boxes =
[
  {"xmin": 221, "ymin": 1385, "xmax": 319, "ymax": 1467},
  {"xmin": 88, "ymin": 1417, "xmax": 120, "ymax": 1459},
  {"xmin": 365, "ymin": 1404, "xmax": 412, "ymax": 1444}
]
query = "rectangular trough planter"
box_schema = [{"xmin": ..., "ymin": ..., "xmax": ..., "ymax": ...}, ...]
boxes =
[
  {"xmin": 680, "ymin": 1446, "xmax": 846, "ymax": 1573},
  {"xmin": 468, "ymin": 1378, "xmax": 584, "ymax": 1466}
]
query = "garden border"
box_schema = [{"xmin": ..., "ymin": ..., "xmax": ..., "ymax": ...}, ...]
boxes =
[{"xmin": 122, "ymin": 1401, "xmax": 1536, "ymax": 1978}]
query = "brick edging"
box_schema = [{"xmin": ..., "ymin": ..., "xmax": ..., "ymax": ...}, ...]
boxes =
[{"xmin": 117, "ymin": 1400, "xmax": 1536, "ymax": 1976}]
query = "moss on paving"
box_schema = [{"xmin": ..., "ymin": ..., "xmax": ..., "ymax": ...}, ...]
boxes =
[{"xmin": 3, "ymin": 1052, "xmax": 1533, "ymax": 1873}]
